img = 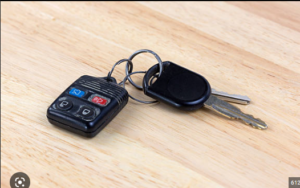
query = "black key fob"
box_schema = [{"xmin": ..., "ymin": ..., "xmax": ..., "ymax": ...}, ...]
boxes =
[
  {"xmin": 143, "ymin": 61, "xmax": 211, "ymax": 111},
  {"xmin": 47, "ymin": 75, "xmax": 128, "ymax": 137}
]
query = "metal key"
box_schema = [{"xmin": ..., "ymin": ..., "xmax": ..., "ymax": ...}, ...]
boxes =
[
  {"xmin": 207, "ymin": 90, "xmax": 267, "ymax": 129},
  {"xmin": 211, "ymin": 88, "xmax": 251, "ymax": 105},
  {"xmin": 143, "ymin": 61, "xmax": 268, "ymax": 130},
  {"xmin": 204, "ymin": 95, "xmax": 267, "ymax": 129}
]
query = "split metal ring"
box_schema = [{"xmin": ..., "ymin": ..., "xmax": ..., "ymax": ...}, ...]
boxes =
[
  {"xmin": 125, "ymin": 49, "xmax": 164, "ymax": 90},
  {"xmin": 122, "ymin": 71, "xmax": 158, "ymax": 104}
]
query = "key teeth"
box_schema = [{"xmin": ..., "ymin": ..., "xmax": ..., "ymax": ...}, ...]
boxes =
[
  {"xmin": 238, "ymin": 113, "xmax": 267, "ymax": 129},
  {"xmin": 242, "ymin": 116, "xmax": 268, "ymax": 130},
  {"xmin": 206, "ymin": 96, "xmax": 268, "ymax": 130},
  {"xmin": 223, "ymin": 103, "xmax": 268, "ymax": 130}
]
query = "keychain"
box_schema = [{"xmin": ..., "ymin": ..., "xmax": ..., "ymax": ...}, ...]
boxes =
[
  {"xmin": 124, "ymin": 50, "xmax": 266, "ymax": 129},
  {"xmin": 47, "ymin": 49, "xmax": 267, "ymax": 138}
]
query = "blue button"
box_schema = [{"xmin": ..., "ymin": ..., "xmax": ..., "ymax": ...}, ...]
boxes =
[{"xmin": 69, "ymin": 88, "xmax": 85, "ymax": 98}]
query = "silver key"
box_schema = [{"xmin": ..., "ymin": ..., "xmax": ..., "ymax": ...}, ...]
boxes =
[
  {"xmin": 204, "ymin": 95, "xmax": 267, "ymax": 130},
  {"xmin": 211, "ymin": 88, "xmax": 251, "ymax": 105}
]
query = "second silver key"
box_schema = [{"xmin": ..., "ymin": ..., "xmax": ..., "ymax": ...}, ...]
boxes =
[{"xmin": 211, "ymin": 88, "xmax": 251, "ymax": 105}]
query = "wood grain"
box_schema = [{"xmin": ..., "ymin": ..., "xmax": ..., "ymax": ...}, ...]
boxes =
[{"xmin": 1, "ymin": 2, "xmax": 300, "ymax": 188}]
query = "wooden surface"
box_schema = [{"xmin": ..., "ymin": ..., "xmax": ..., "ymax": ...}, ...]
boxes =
[{"xmin": 1, "ymin": 2, "xmax": 300, "ymax": 188}]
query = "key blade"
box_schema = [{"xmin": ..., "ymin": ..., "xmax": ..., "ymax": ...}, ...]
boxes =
[
  {"xmin": 211, "ymin": 88, "xmax": 251, "ymax": 105},
  {"xmin": 204, "ymin": 95, "xmax": 267, "ymax": 130}
]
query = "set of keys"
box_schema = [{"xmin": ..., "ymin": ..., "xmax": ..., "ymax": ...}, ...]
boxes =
[{"xmin": 47, "ymin": 49, "xmax": 267, "ymax": 137}]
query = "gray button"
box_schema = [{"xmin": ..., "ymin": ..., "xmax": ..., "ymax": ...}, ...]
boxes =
[
  {"xmin": 77, "ymin": 106, "xmax": 95, "ymax": 119},
  {"xmin": 57, "ymin": 99, "xmax": 73, "ymax": 110}
]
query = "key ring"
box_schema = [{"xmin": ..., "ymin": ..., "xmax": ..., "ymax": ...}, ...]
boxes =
[
  {"xmin": 122, "ymin": 71, "xmax": 158, "ymax": 104},
  {"xmin": 125, "ymin": 49, "xmax": 164, "ymax": 90},
  {"xmin": 107, "ymin": 59, "xmax": 133, "ymax": 84}
]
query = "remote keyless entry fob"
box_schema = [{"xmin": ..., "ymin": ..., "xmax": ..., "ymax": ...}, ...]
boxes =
[{"xmin": 47, "ymin": 75, "xmax": 128, "ymax": 137}]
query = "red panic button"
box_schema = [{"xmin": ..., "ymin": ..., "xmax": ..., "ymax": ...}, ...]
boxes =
[{"xmin": 91, "ymin": 96, "xmax": 108, "ymax": 106}]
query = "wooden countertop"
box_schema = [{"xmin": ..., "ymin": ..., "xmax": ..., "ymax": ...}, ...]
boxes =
[{"xmin": 2, "ymin": 2, "xmax": 300, "ymax": 188}]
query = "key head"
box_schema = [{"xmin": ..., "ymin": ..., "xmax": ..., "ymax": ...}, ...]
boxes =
[{"xmin": 143, "ymin": 61, "xmax": 211, "ymax": 111}]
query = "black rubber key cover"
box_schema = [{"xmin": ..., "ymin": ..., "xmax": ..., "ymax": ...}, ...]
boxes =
[{"xmin": 143, "ymin": 61, "xmax": 211, "ymax": 111}]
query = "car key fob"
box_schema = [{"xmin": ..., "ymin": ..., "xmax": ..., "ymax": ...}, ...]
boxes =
[
  {"xmin": 47, "ymin": 75, "xmax": 128, "ymax": 137},
  {"xmin": 143, "ymin": 61, "xmax": 211, "ymax": 111}
]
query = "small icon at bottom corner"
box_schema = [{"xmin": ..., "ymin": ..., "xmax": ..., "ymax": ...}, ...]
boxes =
[{"xmin": 10, "ymin": 172, "xmax": 30, "ymax": 188}]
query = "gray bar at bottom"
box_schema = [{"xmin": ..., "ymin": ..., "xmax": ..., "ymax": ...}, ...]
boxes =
[{"xmin": 289, "ymin": 177, "xmax": 300, "ymax": 188}]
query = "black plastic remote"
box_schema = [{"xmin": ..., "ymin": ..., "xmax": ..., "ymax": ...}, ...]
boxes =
[{"xmin": 47, "ymin": 75, "xmax": 128, "ymax": 137}]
